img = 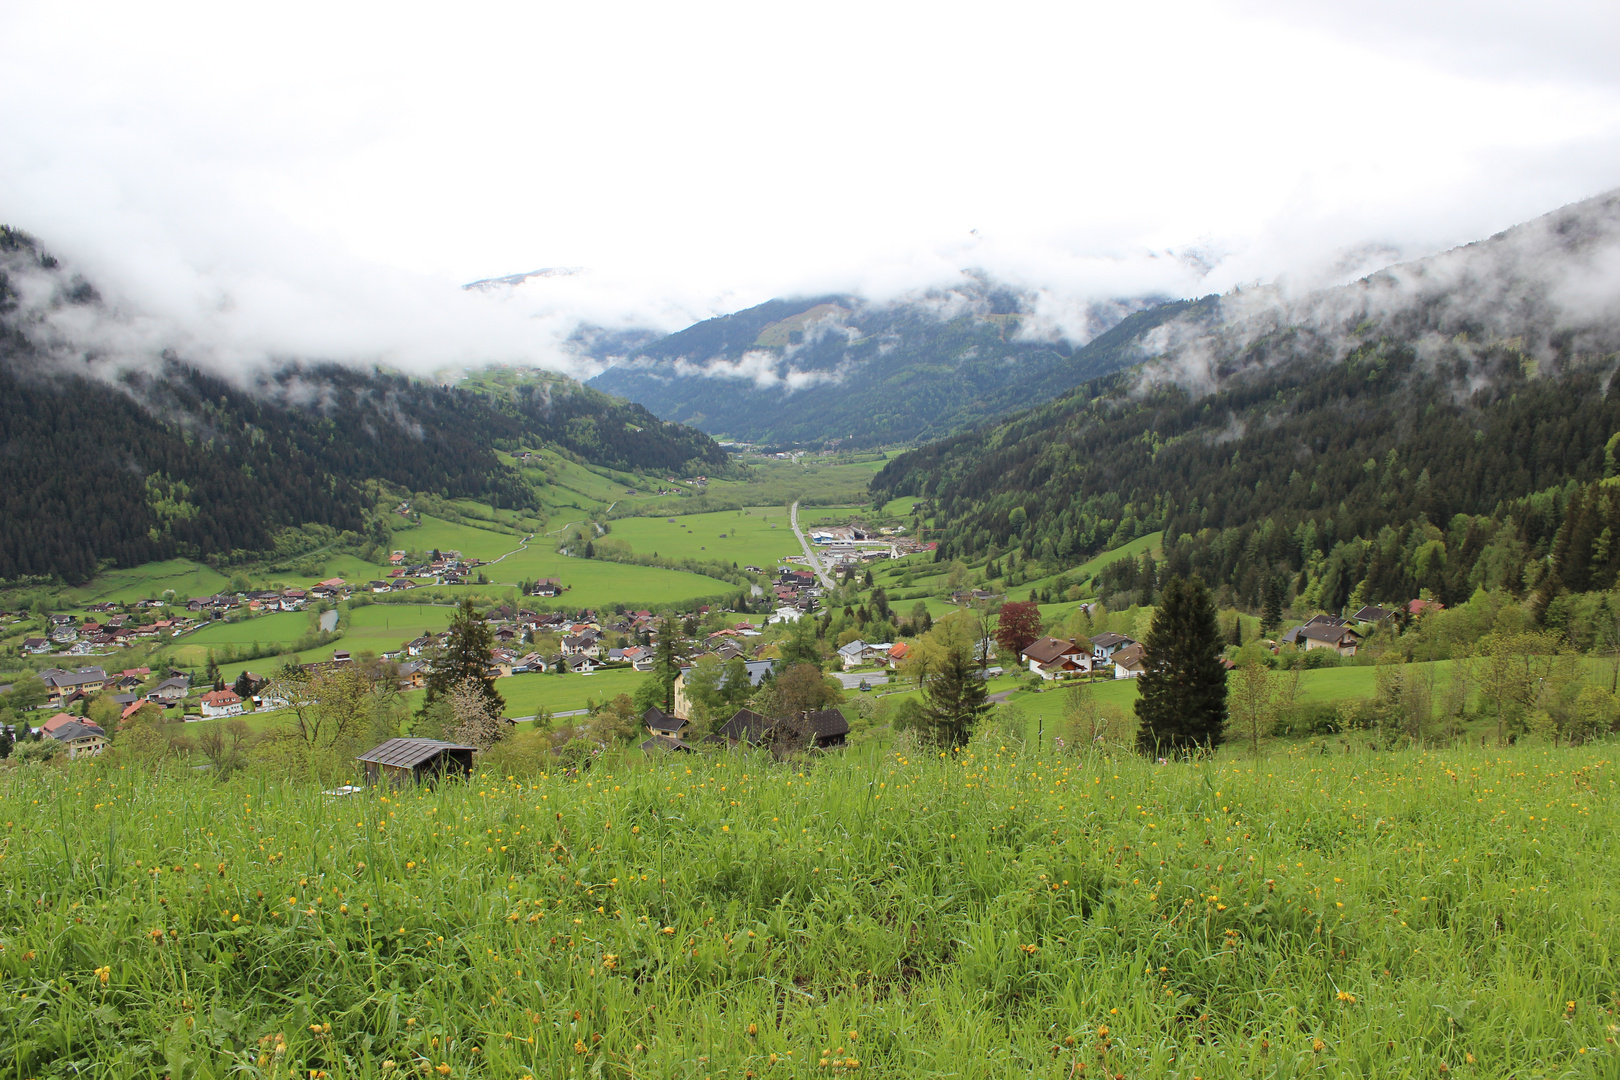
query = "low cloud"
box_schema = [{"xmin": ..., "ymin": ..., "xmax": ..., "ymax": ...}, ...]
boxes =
[
  {"xmin": 667, "ymin": 349, "xmax": 851, "ymax": 393},
  {"xmin": 1129, "ymin": 189, "xmax": 1620, "ymax": 398}
]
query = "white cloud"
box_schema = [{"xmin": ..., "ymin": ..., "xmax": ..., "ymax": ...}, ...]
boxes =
[{"xmin": 1, "ymin": 0, "xmax": 1617, "ymax": 381}]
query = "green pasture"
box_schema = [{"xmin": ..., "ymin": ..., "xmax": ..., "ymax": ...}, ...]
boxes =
[
  {"xmin": 403, "ymin": 666, "xmax": 651, "ymax": 721},
  {"xmin": 606, "ymin": 507, "xmax": 800, "ymax": 567},
  {"xmin": 174, "ymin": 611, "xmax": 313, "ymax": 651},
  {"xmin": 879, "ymin": 495, "xmax": 921, "ymax": 518},
  {"xmin": 200, "ymin": 604, "xmax": 458, "ymax": 683},
  {"xmin": 51, "ymin": 558, "xmax": 233, "ymax": 606},
  {"xmin": 392, "ymin": 515, "xmax": 525, "ymax": 562},
  {"xmin": 384, "ymin": 516, "xmax": 739, "ymax": 609}
]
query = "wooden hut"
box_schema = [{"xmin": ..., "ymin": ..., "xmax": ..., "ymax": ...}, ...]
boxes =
[{"xmin": 357, "ymin": 738, "xmax": 477, "ymax": 787}]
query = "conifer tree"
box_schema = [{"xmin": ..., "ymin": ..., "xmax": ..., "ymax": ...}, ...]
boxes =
[
  {"xmin": 921, "ymin": 647, "xmax": 991, "ymax": 749},
  {"xmin": 1261, "ymin": 576, "xmax": 1284, "ymax": 635},
  {"xmin": 651, "ymin": 612, "xmax": 685, "ymax": 712},
  {"xmin": 1135, "ymin": 575, "xmax": 1228, "ymax": 756},
  {"xmin": 423, "ymin": 598, "xmax": 504, "ymax": 716}
]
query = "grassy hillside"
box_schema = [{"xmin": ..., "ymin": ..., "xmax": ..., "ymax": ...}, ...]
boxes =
[{"xmin": 3, "ymin": 742, "xmax": 1613, "ymax": 1077}]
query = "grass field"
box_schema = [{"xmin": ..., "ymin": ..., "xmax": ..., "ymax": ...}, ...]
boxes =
[
  {"xmin": 4, "ymin": 739, "xmax": 1614, "ymax": 1078},
  {"xmin": 201, "ymin": 604, "xmax": 462, "ymax": 683},
  {"xmin": 385, "ymin": 516, "xmax": 740, "ymax": 611},
  {"xmin": 50, "ymin": 558, "xmax": 234, "ymax": 607},
  {"xmin": 606, "ymin": 507, "xmax": 800, "ymax": 567},
  {"xmin": 879, "ymin": 495, "xmax": 921, "ymax": 518},
  {"xmin": 462, "ymin": 667, "xmax": 649, "ymax": 720}
]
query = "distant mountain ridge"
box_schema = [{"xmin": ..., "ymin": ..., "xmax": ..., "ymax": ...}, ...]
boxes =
[
  {"xmin": 0, "ymin": 226, "xmax": 728, "ymax": 586},
  {"xmin": 588, "ymin": 278, "xmax": 1176, "ymax": 447},
  {"xmin": 871, "ymin": 189, "xmax": 1620, "ymax": 614}
]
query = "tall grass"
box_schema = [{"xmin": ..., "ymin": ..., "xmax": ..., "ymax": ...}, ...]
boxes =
[{"xmin": 1, "ymin": 740, "xmax": 1615, "ymax": 1078}]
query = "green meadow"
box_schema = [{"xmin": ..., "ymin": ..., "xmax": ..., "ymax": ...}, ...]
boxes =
[
  {"xmin": 3, "ymin": 740, "xmax": 1614, "ymax": 1078},
  {"xmin": 203, "ymin": 605, "xmax": 460, "ymax": 682},
  {"xmin": 605, "ymin": 507, "xmax": 800, "ymax": 568},
  {"xmin": 386, "ymin": 516, "xmax": 739, "ymax": 610},
  {"xmin": 428, "ymin": 667, "xmax": 650, "ymax": 720},
  {"xmin": 50, "ymin": 559, "xmax": 233, "ymax": 607}
]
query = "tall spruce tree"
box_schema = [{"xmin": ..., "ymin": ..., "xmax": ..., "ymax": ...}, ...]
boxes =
[
  {"xmin": 423, "ymin": 598, "xmax": 504, "ymax": 716},
  {"xmin": 921, "ymin": 647, "xmax": 991, "ymax": 748},
  {"xmin": 1261, "ymin": 575, "xmax": 1284, "ymax": 635},
  {"xmin": 651, "ymin": 613, "xmax": 686, "ymax": 713},
  {"xmin": 1134, "ymin": 575, "xmax": 1228, "ymax": 756}
]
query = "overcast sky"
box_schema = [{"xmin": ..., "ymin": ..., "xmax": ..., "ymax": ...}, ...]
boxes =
[{"xmin": 3, "ymin": 0, "xmax": 1618, "ymax": 375}]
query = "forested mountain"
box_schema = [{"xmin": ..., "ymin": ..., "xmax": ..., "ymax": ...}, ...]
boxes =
[
  {"xmin": 588, "ymin": 280, "xmax": 1182, "ymax": 447},
  {"xmin": 0, "ymin": 226, "xmax": 728, "ymax": 586},
  {"xmin": 872, "ymin": 190, "xmax": 1620, "ymax": 624}
]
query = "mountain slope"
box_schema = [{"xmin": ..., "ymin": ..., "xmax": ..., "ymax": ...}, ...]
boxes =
[
  {"xmin": 589, "ymin": 280, "xmax": 1174, "ymax": 447},
  {"xmin": 872, "ymin": 190, "xmax": 1620, "ymax": 614},
  {"xmin": 0, "ymin": 226, "xmax": 729, "ymax": 585}
]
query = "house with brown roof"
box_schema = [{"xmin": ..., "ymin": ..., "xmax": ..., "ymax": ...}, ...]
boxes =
[
  {"xmin": 1297, "ymin": 623, "xmax": 1360, "ymax": 656},
  {"xmin": 1019, "ymin": 636, "xmax": 1091, "ymax": 680},
  {"xmin": 714, "ymin": 706, "xmax": 848, "ymax": 755},
  {"xmin": 1111, "ymin": 643, "xmax": 1147, "ymax": 679}
]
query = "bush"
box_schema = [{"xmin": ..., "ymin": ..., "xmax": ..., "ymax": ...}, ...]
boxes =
[
  {"xmin": 1300, "ymin": 648, "xmax": 1343, "ymax": 669},
  {"xmin": 1271, "ymin": 702, "xmax": 1342, "ymax": 737},
  {"xmin": 12, "ymin": 738, "xmax": 61, "ymax": 764}
]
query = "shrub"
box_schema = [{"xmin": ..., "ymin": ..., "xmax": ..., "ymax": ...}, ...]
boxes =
[{"xmin": 1271, "ymin": 701, "xmax": 1342, "ymax": 737}]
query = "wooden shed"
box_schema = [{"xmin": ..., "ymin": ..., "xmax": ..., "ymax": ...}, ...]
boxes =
[{"xmin": 357, "ymin": 737, "xmax": 477, "ymax": 788}]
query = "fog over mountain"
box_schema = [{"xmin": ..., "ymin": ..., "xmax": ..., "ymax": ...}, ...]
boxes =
[{"xmin": 1, "ymin": 2, "xmax": 1616, "ymax": 390}]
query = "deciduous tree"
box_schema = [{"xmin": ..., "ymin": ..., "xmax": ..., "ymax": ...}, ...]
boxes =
[
  {"xmin": 995, "ymin": 601, "xmax": 1043, "ymax": 658},
  {"xmin": 1227, "ymin": 658, "xmax": 1275, "ymax": 757}
]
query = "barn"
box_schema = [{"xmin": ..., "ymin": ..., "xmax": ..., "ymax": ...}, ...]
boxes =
[{"xmin": 356, "ymin": 738, "xmax": 477, "ymax": 787}]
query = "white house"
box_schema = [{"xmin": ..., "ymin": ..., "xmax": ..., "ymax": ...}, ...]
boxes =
[
  {"xmin": 837, "ymin": 640, "xmax": 868, "ymax": 671},
  {"xmin": 199, "ymin": 689, "xmax": 245, "ymax": 718},
  {"xmin": 1090, "ymin": 632, "xmax": 1136, "ymax": 664}
]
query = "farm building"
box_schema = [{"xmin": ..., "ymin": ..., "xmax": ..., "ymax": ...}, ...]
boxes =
[{"xmin": 356, "ymin": 738, "xmax": 477, "ymax": 787}]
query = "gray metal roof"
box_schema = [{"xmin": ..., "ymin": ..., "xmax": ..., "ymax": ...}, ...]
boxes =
[
  {"xmin": 356, "ymin": 737, "xmax": 477, "ymax": 768},
  {"xmin": 48, "ymin": 721, "xmax": 106, "ymax": 743}
]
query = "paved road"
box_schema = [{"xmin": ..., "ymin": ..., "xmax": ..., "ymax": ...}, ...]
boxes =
[
  {"xmin": 484, "ymin": 532, "xmax": 536, "ymax": 566},
  {"xmin": 789, "ymin": 501, "xmax": 836, "ymax": 589},
  {"xmin": 833, "ymin": 671, "xmax": 889, "ymax": 690}
]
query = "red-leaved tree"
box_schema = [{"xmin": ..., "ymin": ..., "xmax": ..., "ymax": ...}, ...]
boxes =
[{"xmin": 995, "ymin": 601, "xmax": 1044, "ymax": 657}]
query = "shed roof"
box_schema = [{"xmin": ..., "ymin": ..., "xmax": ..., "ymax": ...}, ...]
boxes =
[{"xmin": 356, "ymin": 738, "xmax": 478, "ymax": 768}]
